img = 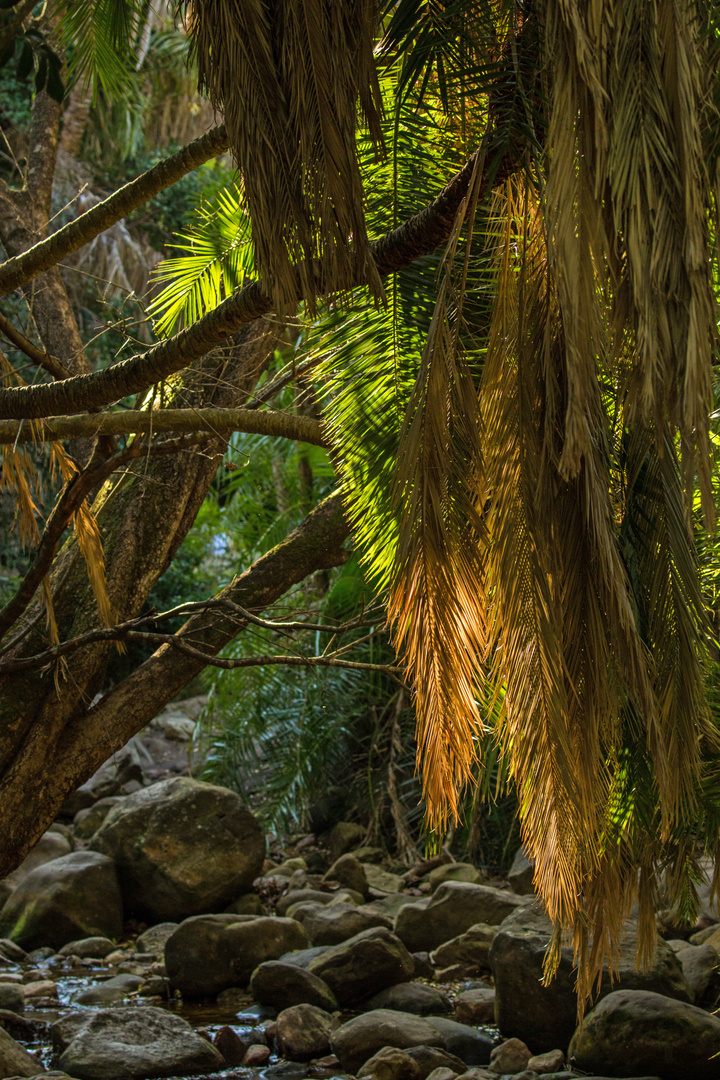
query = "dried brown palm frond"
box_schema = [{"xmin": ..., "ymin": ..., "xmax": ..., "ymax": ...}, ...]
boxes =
[
  {"xmin": 387, "ymin": 163, "xmax": 487, "ymax": 828},
  {"xmin": 184, "ymin": 0, "xmax": 384, "ymax": 312}
]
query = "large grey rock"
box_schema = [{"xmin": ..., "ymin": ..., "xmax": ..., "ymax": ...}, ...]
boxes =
[
  {"xmin": 329, "ymin": 822, "xmax": 367, "ymax": 862},
  {"xmin": 363, "ymin": 983, "xmax": 452, "ymax": 1016},
  {"xmin": 1, "ymin": 832, "xmax": 72, "ymax": 893},
  {"xmin": 568, "ymin": 989, "xmax": 720, "ymax": 1080},
  {"xmin": 277, "ymin": 890, "xmax": 336, "ymax": 916},
  {"xmin": 454, "ymin": 988, "xmax": 496, "ymax": 1026},
  {"xmin": 323, "ymin": 855, "xmax": 368, "ymax": 896},
  {"xmin": 405, "ymin": 1046, "xmax": 468, "ymax": 1079},
  {"xmin": 396, "ymin": 883, "xmax": 528, "ymax": 952},
  {"xmin": 72, "ymin": 974, "xmax": 143, "ymax": 1006},
  {"xmin": 424, "ymin": 1018, "xmax": 496, "ymax": 1066},
  {"xmin": 676, "ymin": 943, "xmax": 719, "ymax": 1004},
  {"xmin": 358, "ymin": 1047, "xmax": 422, "ymax": 1080},
  {"xmin": 308, "ymin": 927, "xmax": 415, "ymax": 1006},
  {"xmin": 165, "ymin": 914, "xmax": 308, "ymax": 996},
  {"xmin": 61, "ymin": 744, "xmax": 143, "ymax": 817},
  {"xmin": 135, "ymin": 923, "xmax": 178, "ymax": 956},
  {"xmin": 279, "ymin": 946, "xmax": 332, "ymax": 969},
  {"xmin": 363, "ymin": 866, "xmax": 405, "ymax": 894},
  {"xmin": 430, "ymin": 924, "xmax": 496, "ymax": 974},
  {"xmin": 490, "ymin": 903, "xmax": 692, "ymax": 1052},
  {"xmin": 250, "ymin": 961, "xmax": 338, "ymax": 1011},
  {"xmin": 0, "ymin": 987, "xmax": 23, "ymax": 1015},
  {"xmin": 290, "ymin": 901, "xmax": 391, "ymax": 945},
  {"xmin": 427, "ymin": 865, "xmax": 482, "ymax": 892},
  {"xmin": 91, "ymin": 777, "xmax": 265, "ymax": 920},
  {"xmin": 332, "ymin": 1010, "xmax": 447, "ymax": 1073},
  {"xmin": 73, "ymin": 798, "xmax": 123, "ymax": 841},
  {"xmin": 0, "ymin": 852, "xmax": 122, "ymax": 951},
  {"xmin": 0, "ymin": 1025, "xmax": 42, "ymax": 1077},
  {"xmin": 507, "ymin": 847, "xmax": 534, "ymax": 896},
  {"xmin": 53, "ymin": 1006, "xmax": 224, "ymax": 1080},
  {"xmin": 276, "ymin": 1004, "xmax": 335, "ymax": 1061},
  {"xmin": 57, "ymin": 937, "xmax": 116, "ymax": 959}
]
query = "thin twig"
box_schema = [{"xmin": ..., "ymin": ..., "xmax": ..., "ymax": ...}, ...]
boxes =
[{"xmin": 0, "ymin": 309, "xmax": 69, "ymax": 380}]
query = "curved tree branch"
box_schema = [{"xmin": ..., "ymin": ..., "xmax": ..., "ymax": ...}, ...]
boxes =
[
  {"xmin": 0, "ymin": 138, "xmax": 515, "ymax": 421},
  {"xmin": 0, "ymin": 125, "xmax": 230, "ymax": 297}
]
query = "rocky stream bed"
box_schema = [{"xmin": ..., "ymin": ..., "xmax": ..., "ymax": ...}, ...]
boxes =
[{"xmin": 0, "ymin": 701, "xmax": 719, "ymax": 1080}]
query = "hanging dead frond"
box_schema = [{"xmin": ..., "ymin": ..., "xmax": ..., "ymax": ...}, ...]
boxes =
[
  {"xmin": 388, "ymin": 162, "xmax": 487, "ymax": 829},
  {"xmin": 184, "ymin": 0, "xmax": 384, "ymax": 312}
]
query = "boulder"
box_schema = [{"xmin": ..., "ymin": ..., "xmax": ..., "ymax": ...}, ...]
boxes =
[
  {"xmin": 364, "ymin": 866, "xmax": 405, "ymax": 894},
  {"xmin": 57, "ymin": 937, "xmax": 116, "ymax": 959},
  {"xmin": 249, "ymin": 961, "xmax": 338, "ymax": 1011},
  {"xmin": 213, "ymin": 1026, "xmax": 247, "ymax": 1065},
  {"xmin": 61, "ymin": 744, "xmax": 143, "ymax": 817},
  {"xmin": 308, "ymin": 927, "xmax": 415, "ymax": 1006},
  {"xmin": 490, "ymin": 903, "xmax": 692, "ymax": 1052},
  {"xmin": 0, "ymin": 852, "xmax": 122, "ymax": 951},
  {"xmin": 0, "ymin": 942, "xmax": 25, "ymax": 964},
  {"xmin": 90, "ymin": 777, "xmax": 265, "ymax": 921},
  {"xmin": 225, "ymin": 894, "xmax": 264, "ymax": 916},
  {"xmin": 290, "ymin": 901, "xmax": 392, "ymax": 945},
  {"xmin": 427, "ymin": 865, "xmax": 482, "ymax": 892},
  {"xmin": 396, "ymin": 883, "xmax": 528, "ymax": 952},
  {"xmin": 363, "ymin": 983, "xmax": 452, "ymax": 1016},
  {"xmin": 454, "ymin": 988, "xmax": 495, "ymax": 1026},
  {"xmin": 488, "ymin": 1038, "xmax": 530, "ymax": 1074},
  {"xmin": 329, "ymin": 822, "xmax": 367, "ymax": 862},
  {"xmin": 357, "ymin": 1047, "xmax": 422, "ymax": 1080},
  {"xmin": 1, "ymin": 832, "xmax": 72, "ymax": 893},
  {"xmin": 526, "ymin": 1049, "xmax": 564, "ymax": 1074},
  {"xmin": 72, "ymin": 974, "xmax": 143, "ymax": 1006},
  {"xmin": 568, "ymin": 989, "xmax": 720, "ymax": 1080},
  {"xmin": 424, "ymin": 1069, "xmax": 456, "ymax": 1080},
  {"xmin": 135, "ymin": 923, "xmax": 178, "ymax": 956},
  {"xmin": 165, "ymin": 914, "xmax": 309, "ymax": 996},
  {"xmin": 507, "ymin": 847, "xmax": 534, "ymax": 896},
  {"xmin": 323, "ymin": 855, "xmax": 368, "ymax": 896},
  {"xmin": 277, "ymin": 890, "xmax": 336, "ymax": 916},
  {"xmin": 73, "ymin": 798, "xmax": 123, "ymax": 841},
  {"xmin": 332, "ymin": 1010, "xmax": 447, "ymax": 1073},
  {"xmin": 430, "ymin": 925, "xmax": 496, "ymax": 974},
  {"xmin": 405, "ymin": 1047, "xmax": 467, "ymax": 1079},
  {"xmin": 676, "ymin": 943, "xmax": 719, "ymax": 1004},
  {"xmin": 423, "ymin": 1018, "xmax": 495, "ymax": 1067},
  {"xmin": 0, "ymin": 1025, "xmax": 42, "ymax": 1077},
  {"xmin": 276, "ymin": 1004, "xmax": 335, "ymax": 1061},
  {"xmin": 53, "ymin": 1006, "xmax": 224, "ymax": 1080},
  {"xmin": 280, "ymin": 946, "xmax": 332, "ymax": 969},
  {"xmin": 0, "ymin": 987, "xmax": 23, "ymax": 1014}
]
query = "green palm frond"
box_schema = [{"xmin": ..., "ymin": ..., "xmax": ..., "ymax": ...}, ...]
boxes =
[
  {"xmin": 56, "ymin": 0, "xmax": 146, "ymax": 98},
  {"xmin": 149, "ymin": 185, "xmax": 254, "ymax": 337}
]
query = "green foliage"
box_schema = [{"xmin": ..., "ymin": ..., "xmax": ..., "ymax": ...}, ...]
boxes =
[{"xmin": 56, "ymin": 0, "xmax": 145, "ymax": 100}]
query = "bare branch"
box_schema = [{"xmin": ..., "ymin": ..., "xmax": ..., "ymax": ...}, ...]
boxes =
[
  {"xmin": 0, "ymin": 125, "xmax": 230, "ymax": 297},
  {"xmin": 0, "ymin": 137, "xmax": 517, "ymax": 420},
  {"xmin": 0, "ymin": 309, "xmax": 70, "ymax": 380},
  {"xmin": 0, "ymin": 406, "xmax": 326, "ymax": 446}
]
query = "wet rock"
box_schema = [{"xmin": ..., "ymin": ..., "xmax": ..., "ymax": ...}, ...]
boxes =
[
  {"xmin": 165, "ymin": 914, "xmax": 309, "ymax": 996},
  {"xmin": 0, "ymin": 1025, "xmax": 43, "ymax": 1077},
  {"xmin": 72, "ymin": 974, "xmax": 142, "ymax": 1005},
  {"xmin": 0, "ymin": 987, "xmax": 22, "ymax": 1014},
  {"xmin": 242, "ymin": 1044, "xmax": 271, "ymax": 1067},
  {"xmin": 308, "ymin": 927, "xmax": 415, "ymax": 1006},
  {"xmin": 90, "ymin": 777, "xmax": 266, "ymax": 921},
  {"xmin": 54, "ymin": 1006, "xmax": 224, "ymax": 1080},
  {"xmin": 276, "ymin": 1004, "xmax": 335, "ymax": 1061},
  {"xmin": 691, "ymin": 924, "xmax": 720, "ymax": 946},
  {"xmin": 507, "ymin": 847, "xmax": 535, "ymax": 896},
  {"xmin": 405, "ymin": 1047, "xmax": 467, "ymax": 1079},
  {"xmin": 22, "ymin": 980, "xmax": 56, "ymax": 1000},
  {"xmin": 279, "ymin": 946, "xmax": 332, "ymax": 969},
  {"xmin": 290, "ymin": 901, "xmax": 392, "ymax": 945},
  {"xmin": 488, "ymin": 1038, "xmax": 530, "ymax": 1074},
  {"xmin": 490, "ymin": 904, "xmax": 692, "ymax": 1051},
  {"xmin": 249, "ymin": 960, "xmax": 338, "ymax": 1011},
  {"xmin": 430, "ymin": 925, "xmax": 496, "ymax": 975},
  {"xmin": 323, "ymin": 855, "xmax": 368, "ymax": 896},
  {"xmin": 57, "ymin": 937, "xmax": 116, "ymax": 959},
  {"xmin": 412, "ymin": 953, "xmax": 434, "ymax": 980},
  {"xmin": 134, "ymin": 923, "xmax": 178, "ymax": 955},
  {"xmin": 424, "ymin": 1068, "xmax": 457, "ymax": 1080},
  {"xmin": 427, "ymin": 865, "xmax": 482, "ymax": 892},
  {"xmin": 329, "ymin": 822, "xmax": 367, "ymax": 862},
  {"xmin": 61, "ymin": 744, "xmax": 143, "ymax": 817},
  {"xmin": 2, "ymin": 832, "xmax": 72, "ymax": 893},
  {"xmin": 332, "ymin": 1010, "xmax": 447, "ymax": 1073},
  {"xmin": 0, "ymin": 1009, "xmax": 41, "ymax": 1042},
  {"xmin": 424, "ymin": 1018, "xmax": 496, "ymax": 1067},
  {"xmin": 0, "ymin": 852, "xmax": 122, "ymax": 951},
  {"xmin": 24, "ymin": 949, "xmax": 53, "ymax": 963},
  {"xmin": 526, "ymin": 1049, "xmax": 564, "ymax": 1073},
  {"xmin": 213, "ymin": 1025, "xmax": 247, "ymax": 1065},
  {"xmin": 396, "ymin": 883, "xmax": 528, "ymax": 952},
  {"xmin": 363, "ymin": 983, "xmax": 452, "ymax": 1016},
  {"xmin": 568, "ymin": 989, "xmax": 720, "ymax": 1080},
  {"xmin": 225, "ymin": 894, "xmax": 264, "ymax": 916},
  {"xmin": 0, "ymin": 943, "xmax": 25, "ymax": 965},
  {"xmin": 454, "ymin": 988, "xmax": 495, "ymax": 1026},
  {"xmin": 357, "ymin": 1046, "xmax": 422, "ymax": 1080},
  {"xmin": 277, "ymin": 890, "xmax": 335, "ymax": 916}
]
